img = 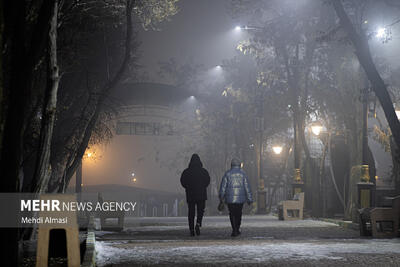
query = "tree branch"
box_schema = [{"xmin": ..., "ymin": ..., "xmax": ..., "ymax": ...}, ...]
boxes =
[{"xmin": 61, "ymin": 0, "xmax": 136, "ymax": 191}]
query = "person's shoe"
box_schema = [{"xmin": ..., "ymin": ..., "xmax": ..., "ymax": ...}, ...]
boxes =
[
  {"xmin": 231, "ymin": 231, "xmax": 238, "ymax": 237},
  {"xmin": 195, "ymin": 223, "xmax": 201, "ymax": 236},
  {"xmin": 190, "ymin": 230, "xmax": 195, "ymax": 236}
]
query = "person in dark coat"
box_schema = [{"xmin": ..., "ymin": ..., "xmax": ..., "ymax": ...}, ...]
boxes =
[
  {"xmin": 219, "ymin": 158, "xmax": 253, "ymax": 237},
  {"xmin": 180, "ymin": 154, "xmax": 210, "ymax": 236}
]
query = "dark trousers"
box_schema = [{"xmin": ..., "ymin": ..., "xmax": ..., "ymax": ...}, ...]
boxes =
[
  {"xmin": 188, "ymin": 200, "xmax": 205, "ymax": 230},
  {"xmin": 228, "ymin": 203, "xmax": 243, "ymax": 232}
]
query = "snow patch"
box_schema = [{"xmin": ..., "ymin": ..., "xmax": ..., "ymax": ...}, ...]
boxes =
[{"xmin": 96, "ymin": 239, "xmax": 400, "ymax": 266}]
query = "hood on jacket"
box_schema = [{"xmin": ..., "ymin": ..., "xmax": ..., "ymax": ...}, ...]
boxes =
[
  {"xmin": 189, "ymin": 154, "xmax": 203, "ymax": 168},
  {"xmin": 231, "ymin": 158, "xmax": 241, "ymax": 168}
]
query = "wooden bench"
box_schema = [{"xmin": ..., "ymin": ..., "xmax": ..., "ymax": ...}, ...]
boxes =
[
  {"xmin": 370, "ymin": 195, "xmax": 400, "ymax": 238},
  {"xmin": 98, "ymin": 193, "xmax": 125, "ymax": 231},
  {"xmin": 278, "ymin": 192, "xmax": 304, "ymax": 220}
]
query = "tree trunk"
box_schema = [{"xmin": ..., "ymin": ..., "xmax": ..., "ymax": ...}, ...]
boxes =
[
  {"xmin": 1, "ymin": 0, "xmax": 59, "ymax": 264},
  {"xmin": 332, "ymin": 0, "xmax": 400, "ymax": 155},
  {"xmin": 31, "ymin": 1, "xmax": 59, "ymax": 194},
  {"xmin": 1, "ymin": 2, "xmax": 28, "ymax": 265},
  {"xmin": 390, "ymin": 138, "xmax": 400, "ymax": 194},
  {"xmin": 0, "ymin": 0, "xmax": 4, "ymax": 153}
]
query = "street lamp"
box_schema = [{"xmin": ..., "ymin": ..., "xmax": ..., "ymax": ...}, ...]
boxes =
[
  {"xmin": 272, "ymin": 145, "xmax": 283, "ymax": 155},
  {"xmin": 310, "ymin": 125, "xmax": 345, "ymax": 217},
  {"xmin": 374, "ymin": 26, "xmax": 392, "ymax": 43},
  {"xmin": 292, "ymin": 116, "xmax": 304, "ymax": 195},
  {"xmin": 236, "ymin": 23, "xmax": 303, "ymax": 194},
  {"xmin": 311, "ymin": 124, "xmax": 323, "ymax": 136},
  {"xmin": 256, "ymin": 122, "xmax": 266, "ymax": 214},
  {"xmin": 376, "ymin": 27, "xmax": 387, "ymax": 38},
  {"xmin": 131, "ymin": 172, "xmax": 137, "ymax": 183},
  {"xmin": 358, "ymin": 87, "xmax": 375, "ymax": 209}
]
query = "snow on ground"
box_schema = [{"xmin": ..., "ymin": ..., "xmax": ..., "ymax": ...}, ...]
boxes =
[
  {"xmin": 95, "ymin": 231, "xmax": 119, "ymax": 237},
  {"xmin": 120, "ymin": 215, "xmax": 338, "ymax": 231},
  {"xmin": 96, "ymin": 239, "xmax": 400, "ymax": 266}
]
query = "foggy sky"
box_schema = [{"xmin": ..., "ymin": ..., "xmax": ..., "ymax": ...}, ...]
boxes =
[
  {"xmin": 137, "ymin": 0, "xmax": 242, "ymax": 82},
  {"xmin": 77, "ymin": 0, "xmax": 400, "ymax": 194},
  {"xmin": 78, "ymin": 0, "xmax": 242, "ymax": 194}
]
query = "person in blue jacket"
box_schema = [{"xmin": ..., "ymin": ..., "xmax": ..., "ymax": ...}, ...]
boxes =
[{"xmin": 219, "ymin": 158, "xmax": 253, "ymax": 237}]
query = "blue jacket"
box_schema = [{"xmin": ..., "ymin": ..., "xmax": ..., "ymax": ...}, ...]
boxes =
[{"xmin": 219, "ymin": 166, "xmax": 253, "ymax": 204}]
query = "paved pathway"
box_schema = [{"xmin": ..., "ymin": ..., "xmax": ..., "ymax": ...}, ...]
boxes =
[{"xmin": 96, "ymin": 215, "xmax": 400, "ymax": 266}]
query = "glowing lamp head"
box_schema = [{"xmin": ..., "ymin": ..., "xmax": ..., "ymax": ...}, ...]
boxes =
[
  {"xmin": 311, "ymin": 125, "xmax": 323, "ymax": 136},
  {"xmin": 131, "ymin": 172, "xmax": 135, "ymax": 177},
  {"xmin": 132, "ymin": 178, "xmax": 137, "ymax": 182},
  {"xmin": 376, "ymin": 27, "xmax": 386, "ymax": 38},
  {"xmin": 235, "ymin": 26, "xmax": 241, "ymax": 31},
  {"xmin": 87, "ymin": 152, "xmax": 92, "ymax": 158},
  {"xmin": 272, "ymin": 146, "xmax": 283, "ymax": 155}
]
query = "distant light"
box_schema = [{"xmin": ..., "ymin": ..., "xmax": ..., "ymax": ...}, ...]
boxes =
[
  {"xmin": 364, "ymin": 20, "xmax": 368, "ymax": 24},
  {"xmin": 272, "ymin": 146, "xmax": 283, "ymax": 155},
  {"xmin": 87, "ymin": 152, "xmax": 92, "ymax": 158},
  {"xmin": 132, "ymin": 178, "xmax": 137, "ymax": 182},
  {"xmin": 311, "ymin": 125, "xmax": 323, "ymax": 136},
  {"xmin": 376, "ymin": 27, "xmax": 386, "ymax": 38},
  {"xmin": 235, "ymin": 25, "xmax": 241, "ymax": 31},
  {"xmin": 216, "ymin": 65, "xmax": 222, "ymax": 69},
  {"xmin": 222, "ymin": 90, "xmax": 227, "ymax": 97},
  {"xmin": 131, "ymin": 172, "xmax": 135, "ymax": 177},
  {"xmin": 189, "ymin": 95, "xmax": 195, "ymax": 100}
]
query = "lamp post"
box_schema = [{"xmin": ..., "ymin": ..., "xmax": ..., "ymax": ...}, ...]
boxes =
[
  {"xmin": 311, "ymin": 122, "xmax": 348, "ymax": 217},
  {"xmin": 235, "ymin": 24, "xmax": 304, "ymax": 195},
  {"xmin": 358, "ymin": 87, "xmax": 375, "ymax": 209},
  {"xmin": 292, "ymin": 110, "xmax": 304, "ymax": 196},
  {"xmin": 310, "ymin": 122, "xmax": 343, "ymax": 217},
  {"xmin": 256, "ymin": 116, "xmax": 266, "ymax": 214},
  {"xmin": 235, "ymin": 24, "xmax": 276, "ymax": 209},
  {"xmin": 311, "ymin": 123, "xmax": 328, "ymax": 217},
  {"xmin": 254, "ymin": 82, "xmax": 267, "ymax": 214}
]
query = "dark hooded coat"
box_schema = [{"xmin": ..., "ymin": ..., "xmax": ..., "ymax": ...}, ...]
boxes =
[{"xmin": 180, "ymin": 154, "xmax": 210, "ymax": 202}]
